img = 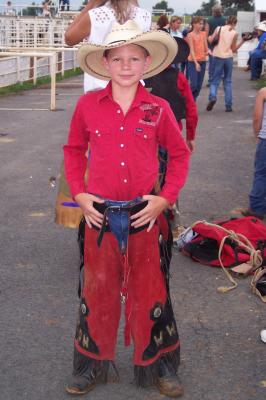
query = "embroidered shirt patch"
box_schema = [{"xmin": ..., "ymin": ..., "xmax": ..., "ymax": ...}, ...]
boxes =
[{"xmin": 139, "ymin": 103, "xmax": 163, "ymax": 127}]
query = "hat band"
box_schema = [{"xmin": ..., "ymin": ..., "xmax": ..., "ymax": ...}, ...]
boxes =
[{"xmin": 108, "ymin": 40, "xmax": 127, "ymax": 45}]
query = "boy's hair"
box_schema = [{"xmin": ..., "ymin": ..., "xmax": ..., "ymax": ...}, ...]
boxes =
[
  {"xmin": 103, "ymin": 44, "xmax": 150, "ymax": 59},
  {"xmin": 191, "ymin": 16, "xmax": 203, "ymax": 26},
  {"xmin": 170, "ymin": 16, "xmax": 183, "ymax": 25}
]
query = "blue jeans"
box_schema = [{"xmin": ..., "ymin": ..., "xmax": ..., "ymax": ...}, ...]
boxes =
[
  {"xmin": 250, "ymin": 49, "xmax": 266, "ymax": 79},
  {"xmin": 208, "ymin": 54, "xmax": 214, "ymax": 85},
  {"xmin": 103, "ymin": 197, "xmax": 143, "ymax": 253},
  {"xmin": 209, "ymin": 57, "xmax": 233, "ymax": 108},
  {"xmin": 249, "ymin": 139, "xmax": 266, "ymax": 216},
  {"xmin": 187, "ymin": 61, "xmax": 206, "ymax": 100}
]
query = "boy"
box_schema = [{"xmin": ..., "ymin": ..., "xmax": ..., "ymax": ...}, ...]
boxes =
[{"xmin": 64, "ymin": 21, "xmax": 190, "ymax": 397}]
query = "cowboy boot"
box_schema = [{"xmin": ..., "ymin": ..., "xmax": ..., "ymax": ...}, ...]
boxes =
[
  {"xmin": 66, "ymin": 349, "xmax": 112, "ymax": 395},
  {"xmin": 154, "ymin": 355, "xmax": 184, "ymax": 398}
]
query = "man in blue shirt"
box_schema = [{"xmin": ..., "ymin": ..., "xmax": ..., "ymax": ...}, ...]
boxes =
[{"xmin": 250, "ymin": 21, "xmax": 266, "ymax": 80}]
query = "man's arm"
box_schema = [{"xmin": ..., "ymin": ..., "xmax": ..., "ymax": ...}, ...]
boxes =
[
  {"xmin": 253, "ymin": 88, "xmax": 266, "ymax": 136},
  {"xmin": 156, "ymin": 101, "xmax": 191, "ymax": 205},
  {"xmin": 177, "ymin": 72, "xmax": 198, "ymax": 151}
]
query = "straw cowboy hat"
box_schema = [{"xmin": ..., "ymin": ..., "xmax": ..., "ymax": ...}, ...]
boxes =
[
  {"xmin": 256, "ymin": 21, "xmax": 266, "ymax": 32},
  {"xmin": 78, "ymin": 20, "xmax": 178, "ymax": 80}
]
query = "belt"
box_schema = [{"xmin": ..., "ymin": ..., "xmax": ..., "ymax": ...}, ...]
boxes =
[{"xmin": 92, "ymin": 200, "xmax": 149, "ymax": 249}]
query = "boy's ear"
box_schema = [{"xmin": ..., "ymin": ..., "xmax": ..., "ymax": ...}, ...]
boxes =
[
  {"xmin": 144, "ymin": 55, "xmax": 152, "ymax": 73},
  {"xmin": 102, "ymin": 56, "xmax": 110, "ymax": 72}
]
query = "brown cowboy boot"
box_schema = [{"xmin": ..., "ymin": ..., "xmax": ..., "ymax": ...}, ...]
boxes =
[
  {"xmin": 66, "ymin": 349, "xmax": 117, "ymax": 395},
  {"xmin": 154, "ymin": 355, "xmax": 183, "ymax": 398},
  {"xmin": 155, "ymin": 375, "xmax": 184, "ymax": 398}
]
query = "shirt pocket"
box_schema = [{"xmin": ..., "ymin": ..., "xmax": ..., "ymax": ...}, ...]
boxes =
[
  {"xmin": 90, "ymin": 128, "xmax": 112, "ymax": 159},
  {"xmin": 133, "ymin": 126, "xmax": 157, "ymax": 159}
]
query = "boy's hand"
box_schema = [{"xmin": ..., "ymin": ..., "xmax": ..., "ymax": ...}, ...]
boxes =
[
  {"xmin": 74, "ymin": 193, "xmax": 104, "ymax": 228},
  {"xmin": 131, "ymin": 195, "xmax": 169, "ymax": 232}
]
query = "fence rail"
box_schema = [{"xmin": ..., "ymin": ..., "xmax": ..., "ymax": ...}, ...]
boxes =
[{"xmin": 0, "ymin": 47, "xmax": 79, "ymax": 110}]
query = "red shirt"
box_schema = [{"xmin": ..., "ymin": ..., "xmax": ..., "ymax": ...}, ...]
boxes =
[
  {"xmin": 64, "ymin": 82, "xmax": 190, "ymax": 205},
  {"xmin": 177, "ymin": 72, "xmax": 198, "ymax": 141}
]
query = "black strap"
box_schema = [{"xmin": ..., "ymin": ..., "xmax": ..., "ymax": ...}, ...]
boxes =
[{"xmin": 92, "ymin": 200, "xmax": 149, "ymax": 247}]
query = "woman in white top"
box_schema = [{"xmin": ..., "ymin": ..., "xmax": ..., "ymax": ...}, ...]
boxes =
[
  {"xmin": 65, "ymin": 0, "xmax": 151, "ymax": 92},
  {"xmin": 206, "ymin": 15, "xmax": 245, "ymax": 112}
]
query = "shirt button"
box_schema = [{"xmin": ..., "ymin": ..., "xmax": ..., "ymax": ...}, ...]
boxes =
[
  {"xmin": 123, "ymin": 179, "xmax": 127, "ymax": 183},
  {"xmin": 117, "ymin": 110, "xmax": 121, "ymax": 114},
  {"xmin": 144, "ymin": 134, "xmax": 147, "ymax": 139},
  {"xmin": 121, "ymin": 162, "xmax": 125, "ymax": 166},
  {"xmin": 120, "ymin": 126, "xmax": 124, "ymax": 131},
  {"xmin": 95, "ymin": 129, "xmax": 99, "ymax": 133},
  {"xmin": 120, "ymin": 144, "xmax": 124, "ymax": 148}
]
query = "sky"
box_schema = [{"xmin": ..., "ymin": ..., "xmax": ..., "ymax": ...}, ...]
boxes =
[
  {"xmin": 139, "ymin": 0, "xmax": 202, "ymax": 14},
  {"xmin": 1, "ymin": 0, "xmax": 203, "ymax": 15}
]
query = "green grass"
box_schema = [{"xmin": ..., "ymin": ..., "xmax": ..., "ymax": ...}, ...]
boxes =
[
  {"xmin": 0, "ymin": 68, "xmax": 83, "ymax": 96},
  {"xmin": 256, "ymin": 77, "xmax": 266, "ymax": 89}
]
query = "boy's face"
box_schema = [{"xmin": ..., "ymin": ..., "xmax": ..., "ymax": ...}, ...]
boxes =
[{"xmin": 102, "ymin": 44, "xmax": 151, "ymax": 88}]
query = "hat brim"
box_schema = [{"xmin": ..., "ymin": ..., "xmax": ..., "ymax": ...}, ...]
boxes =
[{"xmin": 78, "ymin": 30, "xmax": 178, "ymax": 80}]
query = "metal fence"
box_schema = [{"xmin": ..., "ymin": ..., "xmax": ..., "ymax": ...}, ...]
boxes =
[
  {"xmin": 0, "ymin": 48, "xmax": 79, "ymax": 109},
  {"xmin": 0, "ymin": 15, "xmax": 72, "ymax": 47}
]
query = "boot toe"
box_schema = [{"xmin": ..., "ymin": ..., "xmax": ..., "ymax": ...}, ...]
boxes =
[{"xmin": 155, "ymin": 375, "xmax": 184, "ymax": 398}]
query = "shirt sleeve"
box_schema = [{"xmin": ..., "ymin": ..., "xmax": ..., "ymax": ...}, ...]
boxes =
[
  {"xmin": 156, "ymin": 101, "xmax": 191, "ymax": 205},
  {"xmin": 177, "ymin": 73, "xmax": 198, "ymax": 141},
  {"xmin": 63, "ymin": 97, "xmax": 90, "ymax": 198}
]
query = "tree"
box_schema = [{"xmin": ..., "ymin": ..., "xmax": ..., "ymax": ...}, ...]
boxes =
[
  {"xmin": 22, "ymin": 2, "xmax": 40, "ymax": 16},
  {"xmin": 194, "ymin": 0, "xmax": 217, "ymax": 16},
  {"xmin": 221, "ymin": 0, "xmax": 254, "ymax": 12},
  {"xmin": 152, "ymin": 1, "xmax": 174, "ymax": 15}
]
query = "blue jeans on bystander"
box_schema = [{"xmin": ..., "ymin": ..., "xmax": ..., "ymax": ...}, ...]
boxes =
[
  {"xmin": 209, "ymin": 56, "xmax": 233, "ymax": 108},
  {"xmin": 187, "ymin": 61, "xmax": 206, "ymax": 100},
  {"xmin": 208, "ymin": 54, "xmax": 214, "ymax": 85},
  {"xmin": 249, "ymin": 139, "xmax": 266, "ymax": 216},
  {"xmin": 250, "ymin": 49, "xmax": 266, "ymax": 79}
]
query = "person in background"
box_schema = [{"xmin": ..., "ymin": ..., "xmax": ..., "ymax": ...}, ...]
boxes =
[
  {"xmin": 145, "ymin": 38, "xmax": 196, "ymax": 238},
  {"xmin": 186, "ymin": 16, "xmax": 208, "ymax": 100},
  {"xmin": 205, "ymin": 3, "xmax": 226, "ymax": 85},
  {"xmin": 238, "ymin": 88, "xmax": 266, "ymax": 219},
  {"xmin": 60, "ymin": 0, "xmax": 70, "ymax": 12},
  {"xmin": 169, "ymin": 16, "xmax": 183, "ymax": 38},
  {"xmin": 249, "ymin": 21, "xmax": 266, "ymax": 80},
  {"xmin": 156, "ymin": 14, "xmax": 169, "ymax": 32},
  {"xmin": 42, "ymin": 1, "xmax": 51, "ymax": 17},
  {"xmin": 5, "ymin": 1, "xmax": 16, "ymax": 15},
  {"xmin": 206, "ymin": 16, "xmax": 245, "ymax": 112}
]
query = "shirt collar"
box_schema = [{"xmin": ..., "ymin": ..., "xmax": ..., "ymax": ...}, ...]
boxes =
[{"xmin": 96, "ymin": 81, "xmax": 154, "ymax": 107}]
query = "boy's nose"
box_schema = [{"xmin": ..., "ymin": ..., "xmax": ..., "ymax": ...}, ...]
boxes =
[{"xmin": 121, "ymin": 60, "xmax": 131, "ymax": 69}]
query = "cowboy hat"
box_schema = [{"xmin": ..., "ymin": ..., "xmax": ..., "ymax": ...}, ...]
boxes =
[
  {"xmin": 256, "ymin": 21, "xmax": 266, "ymax": 32},
  {"xmin": 78, "ymin": 20, "xmax": 178, "ymax": 80}
]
